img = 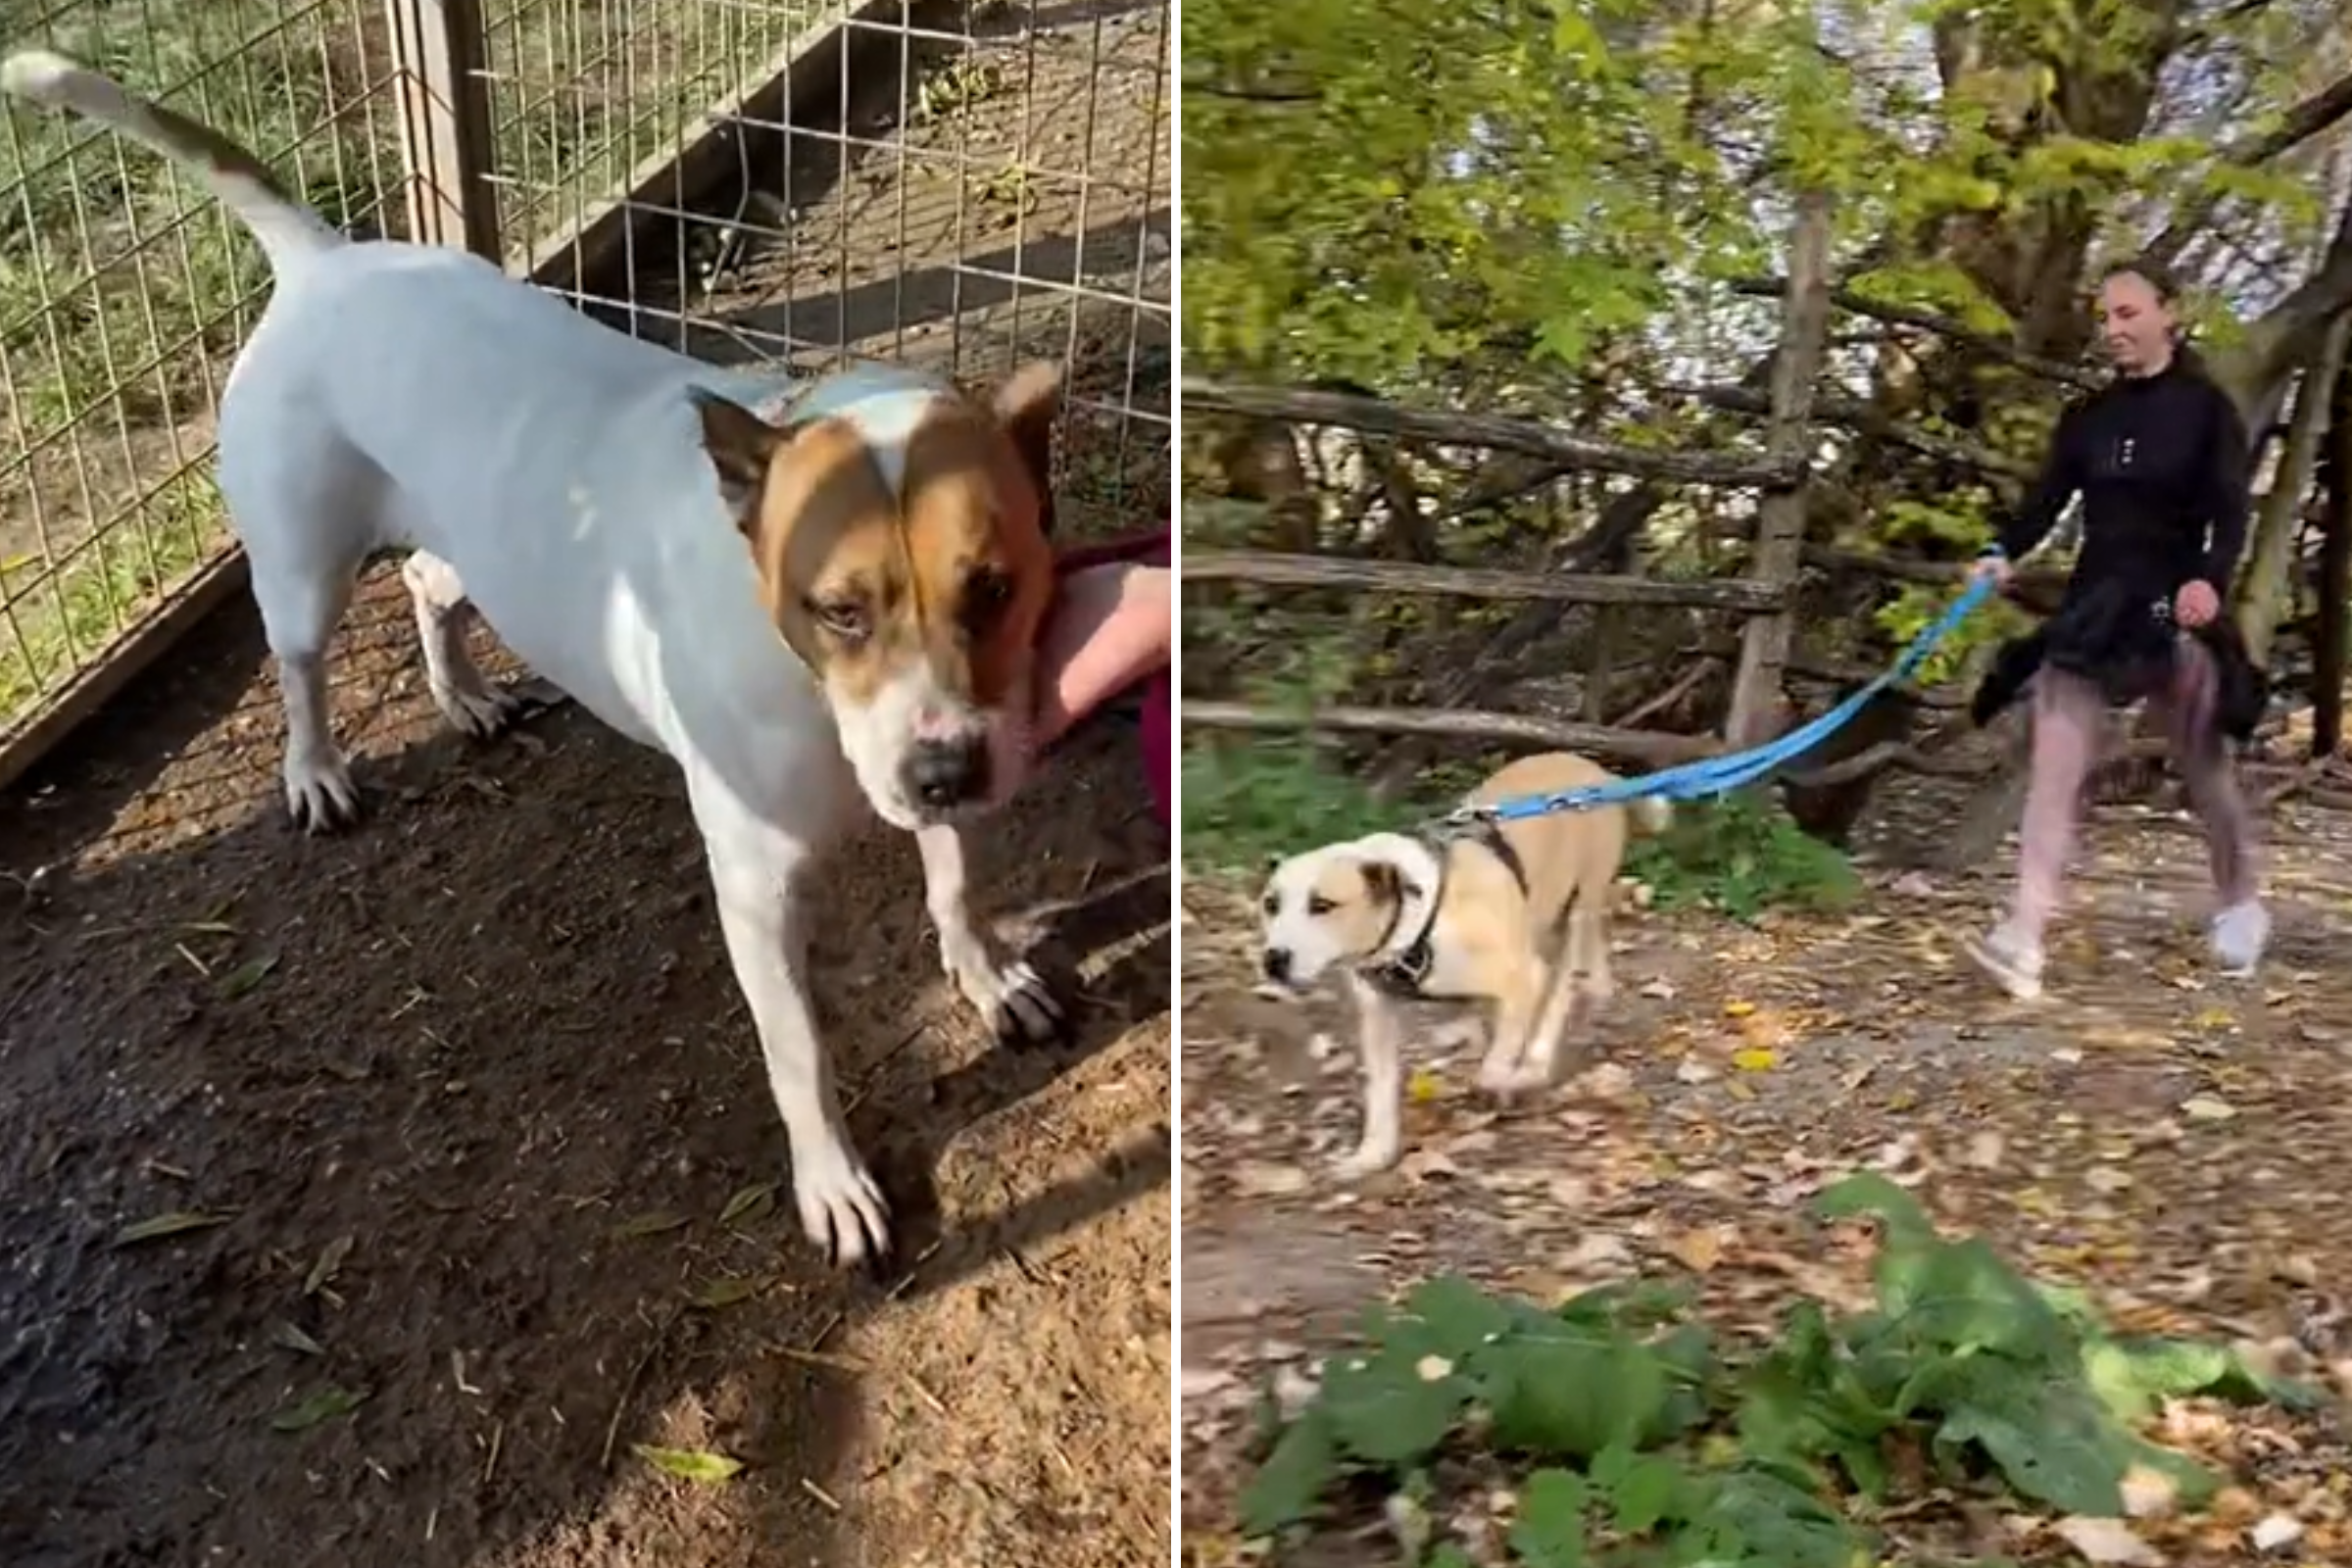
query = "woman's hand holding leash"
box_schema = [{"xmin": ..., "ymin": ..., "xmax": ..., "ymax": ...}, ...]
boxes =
[
  {"xmin": 1971, "ymin": 549, "xmax": 2016, "ymax": 592},
  {"xmin": 2174, "ymin": 578, "xmax": 2220, "ymax": 628}
]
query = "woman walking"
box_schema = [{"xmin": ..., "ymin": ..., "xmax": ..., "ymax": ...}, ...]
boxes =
[{"xmin": 1965, "ymin": 259, "xmax": 2266, "ymax": 999}]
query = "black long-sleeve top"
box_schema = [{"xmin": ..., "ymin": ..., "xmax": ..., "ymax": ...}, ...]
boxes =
[{"xmin": 1994, "ymin": 357, "xmax": 2252, "ymax": 601}]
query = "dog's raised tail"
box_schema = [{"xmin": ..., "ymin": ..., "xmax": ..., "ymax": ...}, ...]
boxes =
[
  {"xmin": 1630, "ymin": 795, "xmax": 1673, "ymax": 837},
  {"xmin": 1, "ymin": 51, "xmax": 340, "ymax": 274}
]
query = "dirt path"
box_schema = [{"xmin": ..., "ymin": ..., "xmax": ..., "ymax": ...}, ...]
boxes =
[
  {"xmin": 0, "ymin": 564, "xmax": 1170, "ymax": 1568},
  {"xmin": 1179, "ymin": 800, "xmax": 2352, "ymax": 1566}
]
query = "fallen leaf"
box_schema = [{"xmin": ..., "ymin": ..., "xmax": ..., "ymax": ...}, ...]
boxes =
[
  {"xmin": 1732, "ymin": 1047, "xmax": 1777, "ymax": 1072},
  {"xmin": 1674, "ymin": 1057, "xmax": 1720, "ymax": 1085},
  {"xmin": 635, "ymin": 1445, "xmax": 745, "ymax": 1485},
  {"xmin": 1966, "ymin": 1131, "xmax": 2007, "ymax": 1170},
  {"xmin": 612, "ymin": 1211, "xmax": 691, "ymax": 1240},
  {"xmin": 270, "ymin": 1322, "xmax": 326, "ymax": 1356},
  {"xmin": 1180, "ymin": 1366, "xmax": 1237, "ymax": 1400},
  {"xmin": 270, "ymin": 1386, "xmax": 368, "ymax": 1433},
  {"xmin": 1668, "ymin": 1224, "xmax": 1732, "ymax": 1275},
  {"xmin": 2250, "ymin": 1513, "xmax": 2303, "ymax": 1552},
  {"xmin": 2119, "ymin": 1463, "xmax": 2179, "ymax": 1520},
  {"xmin": 1397, "ymin": 1148, "xmax": 1459, "ymax": 1184},
  {"xmin": 2053, "ymin": 1515, "xmax": 2163, "ymax": 1566},
  {"xmin": 1561, "ymin": 1232, "xmax": 1633, "ymax": 1274},
  {"xmin": 1722, "ymin": 1000, "xmax": 1757, "ymax": 1019},
  {"xmin": 717, "ymin": 1182, "xmax": 776, "ymax": 1225},
  {"xmin": 115, "ymin": 1210, "xmax": 230, "ymax": 1246},
  {"xmin": 1545, "ymin": 1174, "xmax": 1593, "ymax": 1208},
  {"xmin": 2180, "ymin": 1095, "xmax": 2236, "ymax": 1122},
  {"xmin": 1406, "ymin": 1067, "xmax": 1445, "ymax": 1103},
  {"xmin": 1233, "ymin": 1160, "xmax": 1310, "ymax": 1198},
  {"xmin": 689, "ymin": 1275, "xmax": 771, "ymax": 1309},
  {"xmin": 1579, "ymin": 1062, "xmax": 1635, "ymax": 1100},
  {"xmin": 304, "ymin": 1234, "xmax": 355, "ymax": 1295},
  {"xmin": 217, "ymin": 954, "xmax": 280, "ymax": 999}
]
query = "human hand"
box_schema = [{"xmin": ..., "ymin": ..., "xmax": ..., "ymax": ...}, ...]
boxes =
[
  {"xmin": 2175, "ymin": 578, "xmax": 2220, "ymax": 628},
  {"xmin": 1032, "ymin": 560, "xmax": 1172, "ymax": 751}
]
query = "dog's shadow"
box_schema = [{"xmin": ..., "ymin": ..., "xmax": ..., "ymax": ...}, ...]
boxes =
[{"xmin": 875, "ymin": 860, "xmax": 1169, "ymax": 1260}]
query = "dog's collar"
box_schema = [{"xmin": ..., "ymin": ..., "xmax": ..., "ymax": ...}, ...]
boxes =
[{"xmin": 1362, "ymin": 819, "xmax": 1528, "ymax": 999}]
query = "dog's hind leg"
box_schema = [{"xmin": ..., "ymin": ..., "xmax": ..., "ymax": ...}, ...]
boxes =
[
  {"xmin": 1570, "ymin": 902, "xmax": 1614, "ymax": 1013},
  {"xmin": 220, "ymin": 432, "xmax": 371, "ymax": 833},
  {"xmin": 401, "ymin": 549, "xmax": 552, "ymax": 739},
  {"xmin": 1502, "ymin": 956, "xmax": 1588, "ymax": 1094},
  {"xmin": 1473, "ymin": 954, "xmax": 1550, "ymax": 1100}
]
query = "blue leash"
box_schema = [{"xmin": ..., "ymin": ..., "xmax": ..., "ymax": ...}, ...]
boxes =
[{"xmin": 1447, "ymin": 575, "xmax": 1996, "ymax": 825}]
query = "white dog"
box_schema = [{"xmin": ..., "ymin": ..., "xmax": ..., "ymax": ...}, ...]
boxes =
[{"xmin": 2, "ymin": 52, "xmax": 1068, "ymax": 1267}]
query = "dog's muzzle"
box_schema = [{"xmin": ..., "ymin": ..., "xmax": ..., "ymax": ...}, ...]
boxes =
[
  {"xmin": 905, "ymin": 733, "xmax": 992, "ymax": 811},
  {"xmin": 1261, "ymin": 947, "xmax": 1293, "ymax": 986}
]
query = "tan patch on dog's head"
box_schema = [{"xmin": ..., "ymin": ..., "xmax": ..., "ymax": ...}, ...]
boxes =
[
  {"xmin": 692, "ymin": 362, "xmax": 1062, "ymax": 822},
  {"xmin": 692, "ymin": 364, "xmax": 1058, "ymax": 696}
]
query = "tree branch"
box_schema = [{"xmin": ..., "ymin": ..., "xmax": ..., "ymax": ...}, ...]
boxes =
[
  {"xmin": 2146, "ymin": 71, "xmax": 2352, "ymax": 266},
  {"xmin": 1679, "ymin": 384, "xmax": 2037, "ymax": 478},
  {"xmin": 1725, "ymin": 277, "xmax": 2101, "ymax": 389},
  {"xmin": 1184, "ymin": 550, "xmax": 1792, "ymax": 611},
  {"xmin": 1180, "ymin": 379, "xmax": 1805, "ymax": 487},
  {"xmin": 1180, "ymin": 699, "xmax": 1724, "ymax": 765}
]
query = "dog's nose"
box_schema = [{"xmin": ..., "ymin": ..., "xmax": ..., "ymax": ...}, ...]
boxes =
[
  {"xmin": 1262, "ymin": 948, "xmax": 1292, "ymax": 985},
  {"xmin": 907, "ymin": 735, "xmax": 990, "ymax": 809}
]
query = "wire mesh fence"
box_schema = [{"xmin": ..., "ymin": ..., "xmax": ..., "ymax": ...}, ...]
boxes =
[
  {"xmin": 0, "ymin": 0, "xmax": 1171, "ymax": 767},
  {"xmin": 505, "ymin": 0, "xmax": 1174, "ymax": 536}
]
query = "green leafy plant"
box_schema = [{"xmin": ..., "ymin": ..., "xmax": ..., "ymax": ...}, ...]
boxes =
[
  {"xmin": 1180, "ymin": 741, "xmax": 1415, "ymax": 872},
  {"xmin": 1627, "ymin": 790, "xmax": 1859, "ymax": 921},
  {"xmin": 1237, "ymin": 1173, "xmax": 2313, "ymax": 1564}
]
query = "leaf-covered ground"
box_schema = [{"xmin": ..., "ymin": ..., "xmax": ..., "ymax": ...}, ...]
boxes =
[{"xmin": 1179, "ymin": 794, "xmax": 2352, "ymax": 1567}]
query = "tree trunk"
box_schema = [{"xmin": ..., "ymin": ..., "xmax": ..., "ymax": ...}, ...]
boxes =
[
  {"xmin": 2317, "ymin": 361, "xmax": 2352, "ymax": 759},
  {"xmin": 2240, "ymin": 317, "xmax": 2352, "ymax": 668},
  {"xmin": 1727, "ymin": 191, "xmax": 1834, "ymax": 748}
]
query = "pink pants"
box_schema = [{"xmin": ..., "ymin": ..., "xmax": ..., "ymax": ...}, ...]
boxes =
[{"xmin": 2009, "ymin": 637, "xmax": 2257, "ymax": 942}]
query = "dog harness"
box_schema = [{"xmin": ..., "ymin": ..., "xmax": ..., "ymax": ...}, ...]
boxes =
[{"xmin": 1364, "ymin": 818, "xmax": 1532, "ymax": 999}]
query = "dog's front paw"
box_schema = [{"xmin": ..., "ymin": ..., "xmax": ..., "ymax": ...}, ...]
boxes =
[
  {"xmin": 1332, "ymin": 1141, "xmax": 1399, "ymax": 1182},
  {"xmin": 943, "ymin": 939, "xmax": 1066, "ymax": 1044},
  {"xmin": 791, "ymin": 1143, "xmax": 891, "ymax": 1269},
  {"xmin": 283, "ymin": 750, "xmax": 361, "ymax": 834}
]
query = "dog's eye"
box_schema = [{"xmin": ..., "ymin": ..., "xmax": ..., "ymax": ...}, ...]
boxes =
[
  {"xmin": 1260, "ymin": 891, "xmax": 1279, "ymax": 916},
  {"xmin": 1305, "ymin": 895, "xmax": 1336, "ymax": 916},
  {"xmin": 961, "ymin": 569, "xmax": 1013, "ymax": 634},
  {"xmin": 809, "ymin": 598, "xmax": 870, "ymax": 643}
]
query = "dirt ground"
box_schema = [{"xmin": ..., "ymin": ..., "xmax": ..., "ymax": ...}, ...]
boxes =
[
  {"xmin": 0, "ymin": 548, "xmax": 1170, "ymax": 1568},
  {"xmin": 1179, "ymin": 790, "xmax": 2352, "ymax": 1566}
]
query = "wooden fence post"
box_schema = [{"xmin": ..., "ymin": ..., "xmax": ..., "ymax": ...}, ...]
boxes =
[
  {"xmin": 1725, "ymin": 192, "xmax": 1834, "ymax": 750},
  {"xmin": 386, "ymin": 0, "xmax": 502, "ymax": 261}
]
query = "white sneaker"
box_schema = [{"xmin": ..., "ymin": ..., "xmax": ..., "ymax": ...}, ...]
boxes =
[
  {"xmin": 1962, "ymin": 921, "xmax": 2044, "ymax": 1001},
  {"xmin": 2212, "ymin": 900, "xmax": 2270, "ymax": 977}
]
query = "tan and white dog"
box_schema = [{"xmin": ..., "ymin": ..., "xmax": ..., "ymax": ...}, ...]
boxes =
[
  {"xmin": 1, "ymin": 53, "xmax": 1066, "ymax": 1267},
  {"xmin": 1257, "ymin": 752, "xmax": 1669, "ymax": 1177}
]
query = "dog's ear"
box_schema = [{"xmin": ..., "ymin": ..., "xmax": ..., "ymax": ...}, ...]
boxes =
[
  {"xmin": 992, "ymin": 360, "xmax": 1062, "ymax": 527},
  {"xmin": 1360, "ymin": 858, "xmax": 1406, "ymax": 909},
  {"xmin": 691, "ymin": 387, "xmax": 787, "ymax": 529}
]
